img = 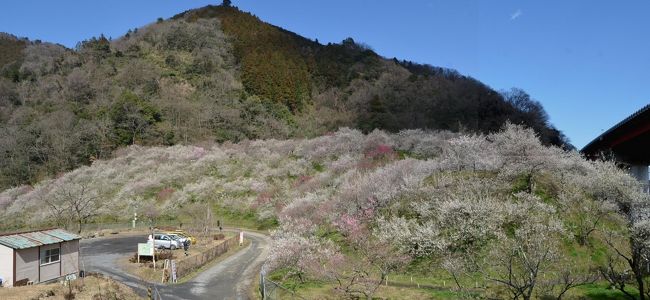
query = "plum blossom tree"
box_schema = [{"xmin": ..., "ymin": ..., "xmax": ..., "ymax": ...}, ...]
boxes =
[
  {"xmin": 481, "ymin": 194, "xmax": 566, "ymax": 300},
  {"xmin": 599, "ymin": 186, "xmax": 650, "ymax": 300},
  {"xmin": 442, "ymin": 134, "xmax": 497, "ymax": 171},
  {"xmin": 329, "ymin": 219, "xmax": 411, "ymax": 300},
  {"xmin": 490, "ymin": 123, "xmax": 559, "ymax": 192}
]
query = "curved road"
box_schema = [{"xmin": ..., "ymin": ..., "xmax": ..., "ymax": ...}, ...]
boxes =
[{"xmin": 79, "ymin": 231, "xmax": 269, "ymax": 300}]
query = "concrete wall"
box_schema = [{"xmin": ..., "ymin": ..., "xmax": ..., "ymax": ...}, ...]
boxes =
[
  {"xmin": 15, "ymin": 247, "xmax": 38, "ymax": 283},
  {"xmin": 0, "ymin": 244, "xmax": 13, "ymax": 287},
  {"xmin": 60, "ymin": 240, "xmax": 79, "ymax": 276},
  {"xmin": 39, "ymin": 243, "xmax": 61, "ymax": 282}
]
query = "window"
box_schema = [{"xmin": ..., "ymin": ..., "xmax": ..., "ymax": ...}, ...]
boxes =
[{"xmin": 40, "ymin": 248, "xmax": 60, "ymax": 265}]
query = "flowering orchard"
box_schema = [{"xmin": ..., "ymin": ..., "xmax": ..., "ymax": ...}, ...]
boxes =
[{"xmin": 1, "ymin": 124, "xmax": 648, "ymax": 298}]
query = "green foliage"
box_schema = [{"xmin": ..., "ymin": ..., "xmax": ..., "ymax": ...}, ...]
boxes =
[
  {"xmin": 78, "ymin": 34, "xmax": 111, "ymax": 59},
  {"xmin": 311, "ymin": 161, "xmax": 324, "ymax": 172},
  {"xmin": 578, "ymin": 283, "xmax": 640, "ymax": 300},
  {"xmin": 177, "ymin": 6, "xmax": 313, "ymax": 111},
  {"xmin": 109, "ymin": 91, "xmax": 162, "ymax": 145},
  {"xmin": 212, "ymin": 205, "xmax": 278, "ymax": 230}
]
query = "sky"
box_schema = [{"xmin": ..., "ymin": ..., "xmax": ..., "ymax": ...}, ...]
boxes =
[{"xmin": 1, "ymin": 1, "xmax": 649, "ymax": 149}]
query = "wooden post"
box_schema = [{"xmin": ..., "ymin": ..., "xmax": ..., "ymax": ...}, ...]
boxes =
[{"xmin": 151, "ymin": 228, "xmax": 156, "ymax": 270}]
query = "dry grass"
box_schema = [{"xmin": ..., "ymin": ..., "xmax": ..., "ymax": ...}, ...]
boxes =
[{"xmin": 0, "ymin": 274, "xmax": 143, "ymax": 300}]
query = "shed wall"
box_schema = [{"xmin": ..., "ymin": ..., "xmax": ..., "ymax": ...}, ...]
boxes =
[
  {"xmin": 39, "ymin": 243, "xmax": 61, "ymax": 282},
  {"xmin": 0, "ymin": 244, "xmax": 13, "ymax": 287},
  {"xmin": 15, "ymin": 247, "xmax": 38, "ymax": 283},
  {"xmin": 61, "ymin": 240, "xmax": 79, "ymax": 276}
]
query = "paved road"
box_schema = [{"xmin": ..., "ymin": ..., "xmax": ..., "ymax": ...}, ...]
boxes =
[{"xmin": 80, "ymin": 231, "xmax": 269, "ymax": 300}]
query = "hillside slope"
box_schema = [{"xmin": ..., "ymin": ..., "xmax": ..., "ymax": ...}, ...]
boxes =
[
  {"xmin": 0, "ymin": 4, "xmax": 569, "ymax": 191},
  {"xmin": 1, "ymin": 125, "xmax": 645, "ymax": 299}
]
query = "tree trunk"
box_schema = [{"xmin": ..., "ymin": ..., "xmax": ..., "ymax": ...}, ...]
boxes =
[{"xmin": 636, "ymin": 272, "xmax": 646, "ymax": 300}]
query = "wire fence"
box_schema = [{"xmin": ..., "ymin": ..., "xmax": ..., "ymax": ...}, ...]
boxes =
[{"xmin": 259, "ymin": 269, "xmax": 305, "ymax": 300}]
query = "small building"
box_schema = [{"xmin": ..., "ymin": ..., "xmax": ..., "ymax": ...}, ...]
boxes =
[{"xmin": 0, "ymin": 228, "xmax": 80, "ymax": 287}]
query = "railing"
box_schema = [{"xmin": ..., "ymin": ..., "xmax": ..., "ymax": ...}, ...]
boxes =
[{"xmin": 259, "ymin": 268, "xmax": 305, "ymax": 300}]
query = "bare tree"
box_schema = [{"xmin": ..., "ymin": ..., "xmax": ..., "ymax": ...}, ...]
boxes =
[
  {"xmin": 46, "ymin": 180, "xmax": 102, "ymax": 233},
  {"xmin": 182, "ymin": 202, "xmax": 213, "ymax": 235},
  {"xmin": 535, "ymin": 260, "xmax": 598, "ymax": 300},
  {"xmin": 599, "ymin": 247, "xmax": 637, "ymax": 300}
]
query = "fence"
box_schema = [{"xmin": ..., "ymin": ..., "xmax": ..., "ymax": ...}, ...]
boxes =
[
  {"xmin": 81, "ymin": 220, "xmax": 182, "ymax": 233},
  {"xmin": 259, "ymin": 270, "xmax": 305, "ymax": 300},
  {"xmin": 174, "ymin": 235, "xmax": 239, "ymax": 279}
]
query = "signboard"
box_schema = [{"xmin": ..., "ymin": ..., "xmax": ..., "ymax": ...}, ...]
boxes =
[
  {"xmin": 65, "ymin": 274, "xmax": 77, "ymax": 281},
  {"xmin": 138, "ymin": 242, "xmax": 154, "ymax": 256},
  {"xmin": 239, "ymin": 231, "xmax": 244, "ymax": 245},
  {"xmin": 171, "ymin": 260, "xmax": 177, "ymax": 283}
]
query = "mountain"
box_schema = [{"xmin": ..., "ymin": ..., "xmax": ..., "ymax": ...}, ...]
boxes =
[{"xmin": 0, "ymin": 4, "xmax": 569, "ymax": 190}]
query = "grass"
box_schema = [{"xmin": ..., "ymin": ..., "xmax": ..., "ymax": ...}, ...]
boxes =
[
  {"xmin": 278, "ymin": 281, "xmax": 467, "ymax": 300},
  {"xmin": 577, "ymin": 283, "xmax": 640, "ymax": 300},
  {"xmin": 212, "ymin": 205, "xmax": 278, "ymax": 230},
  {"xmin": 277, "ymin": 276, "xmax": 644, "ymax": 300}
]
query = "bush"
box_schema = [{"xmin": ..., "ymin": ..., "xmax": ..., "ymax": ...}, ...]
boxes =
[{"xmin": 213, "ymin": 233, "xmax": 225, "ymax": 240}]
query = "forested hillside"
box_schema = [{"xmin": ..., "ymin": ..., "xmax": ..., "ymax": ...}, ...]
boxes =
[{"xmin": 0, "ymin": 3, "xmax": 569, "ymax": 190}]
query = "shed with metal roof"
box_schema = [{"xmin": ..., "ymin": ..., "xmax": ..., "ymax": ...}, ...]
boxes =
[{"xmin": 0, "ymin": 228, "xmax": 80, "ymax": 287}]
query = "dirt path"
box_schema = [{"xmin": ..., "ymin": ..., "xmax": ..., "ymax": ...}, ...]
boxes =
[{"xmin": 80, "ymin": 231, "xmax": 269, "ymax": 300}]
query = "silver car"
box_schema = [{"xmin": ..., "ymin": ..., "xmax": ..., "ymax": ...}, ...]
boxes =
[
  {"xmin": 167, "ymin": 233, "xmax": 189, "ymax": 245},
  {"xmin": 153, "ymin": 234, "xmax": 181, "ymax": 250}
]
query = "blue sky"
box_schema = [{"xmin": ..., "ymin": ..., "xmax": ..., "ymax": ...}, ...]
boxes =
[{"xmin": 1, "ymin": 1, "xmax": 649, "ymax": 149}]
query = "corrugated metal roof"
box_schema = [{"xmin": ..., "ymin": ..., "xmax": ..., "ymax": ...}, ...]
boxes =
[
  {"xmin": 0, "ymin": 228, "xmax": 80, "ymax": 250},
  {"xmin": 0, "ymin": 234, "xmax": 42, "ymax": 249},
  {"xmin": 22, "ymin": 231, "xmax": 63, "ymax": 245},
  {"xmin": 43, "ymin": 229, "xmax": 81, "ymax": 241}
]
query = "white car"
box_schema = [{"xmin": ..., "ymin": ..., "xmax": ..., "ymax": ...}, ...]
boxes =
[
  {"xmin": 167, "ymin": 233, "xmax": 189, "ymax": 246},
  {"xmin": 153, "ymin": 234, "xmax": 181, "ymax": 250}
]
